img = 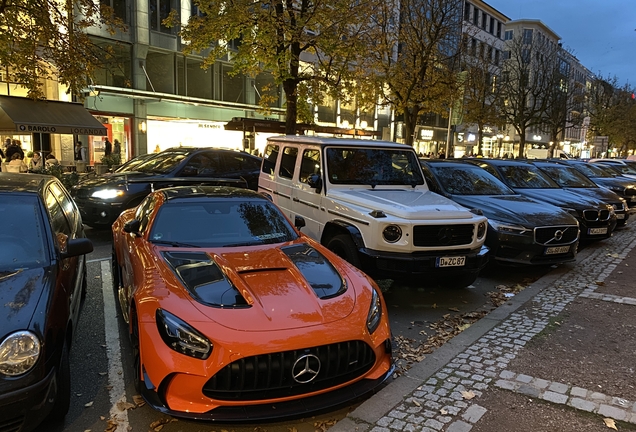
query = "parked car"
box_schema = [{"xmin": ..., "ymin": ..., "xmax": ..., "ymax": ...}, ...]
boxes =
[
  {"xmin": 258, "ymin": 136, "xmax": 489, "ymax": 288},
  {"xmin": 531, "ymin": 160, "xmax": 629, "ymax": 227},
  {"xmin": 467, "ymin": 159, "xmax": 617, "ymax": 241},
  {"xmin": 71, "ymin": 147, "xmax": 261, "ymax": 227},
  {"xmin": 0, "ymin": 173, "xmax": 93, "ymax": 432},
  {"xmin": 590, "ymin": 159, "xmax": 636, "ymax": 180},
  {"xmin": 556, "ymin": 159, "xmax": 636, "ymax": 207},
  {"xmin": 111, "ymin": 185, "xmax": 393, "ymax": 421},
  {"xmin": 420, "ymin": 160, "xmax": 580, "ymax": 265}
]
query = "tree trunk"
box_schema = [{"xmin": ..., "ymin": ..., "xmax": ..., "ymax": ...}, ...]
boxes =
[
  {"xmin": 283, "ymin": 79, "xmax": 298, "ymax": 135},
  {"xmin": 404, "ymin": 107, "xmax": 419, "ymax": 146}
]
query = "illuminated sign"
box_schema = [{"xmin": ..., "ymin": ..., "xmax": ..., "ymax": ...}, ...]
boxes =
[{"xmin": 420, "ymin": 129, "xmax": 434, "ymax": 140}]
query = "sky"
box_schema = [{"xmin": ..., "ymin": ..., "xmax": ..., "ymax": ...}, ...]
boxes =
[{"xmin": 485, "ymin": 0, "xmax": 636, "ymax": 88}]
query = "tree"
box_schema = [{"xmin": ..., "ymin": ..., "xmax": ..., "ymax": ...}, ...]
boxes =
[
  {"xmin": 496, "ymin": 32, "xmax": 557, "ymax": 158},
  {"xmin": 0, "ymin": 1, "xmax": 122, "ymax": 99},
  {"xmin": 460, "ymin": 35, "xmax": 503, "ymax": 156},
  {"xmin": 541, "ymin": 48, "xmax": 584, "ymax": 157},
  {"xmin": 179, "ymin": 0, "xmax": 377, "ymax": 135},
  {"xmin": 361, "ymin": 0, "xmax": 463, "ymax": 146},
  {"xmin": 587, "ymin": 77, "xmax": 636, "ymax": 156}
]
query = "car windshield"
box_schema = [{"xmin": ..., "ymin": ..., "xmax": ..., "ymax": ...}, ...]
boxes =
[
  {"xmin": 430, "ymin": 165, "xmax": 515, "ymax": 195},
  {"xmin": 570, "ymin": 162, "xmax": 612, "ymax": 178},
  {"xmin": 149, "ymin": 198, "xmax": 298, "ymax": 247},
  {"xmin": 537, "ymin": 165, "xmax": 598, "ymax": 188},
  {"xmin": 596, "ymin": 163, "xmax": 636, "ymax": 176},
  {"xmin": 0, "ymin": 194, "xmax": 49, "ymax": 271},
  {"xmin": 114, "ymin": 154, "xmax": 154, "ymax": 172},
  {"xmin": 326, "ymin": 147, "xmax": 425, "ymax": 186},
  {"xmin": 497, "ymin": 164, "xmax": 560, "ymax": 188},
  {"xmin": 119, "ymin": 152, "xmax": 187, "ymax": 174}
]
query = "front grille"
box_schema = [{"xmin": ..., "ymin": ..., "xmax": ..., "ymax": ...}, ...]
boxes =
[
  {"xmin": 0, "ymin": 415, "xmax": 23, "ymax": 432},
  {"xmin": 71, "ymin": 189, "xmax": 90, "ymax": 199},
  {"xmin": 534, "ymin": 226, "xmax": 579, "ymax": 245},
  {"xmin": 582, "ymin": 209, "xmax": 610, "ymax": 221},
  {"xmin": 412, "ymin": 224, "xmax": 474, "ymax": 247},
  {"xmin": 203, "ymin": 340, "xmax": 376, "ymax": 401}
]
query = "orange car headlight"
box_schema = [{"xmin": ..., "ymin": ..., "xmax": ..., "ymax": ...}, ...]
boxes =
[
  {"xmin": 156, "ymin": 309, "xmax": 212, "ymax": 360},
  {"xmin": 366, "ymin": 289, "xmax": 382, "ymax": 334}
]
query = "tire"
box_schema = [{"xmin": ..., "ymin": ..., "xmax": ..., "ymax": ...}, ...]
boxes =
[
  {"xmin": 441, "ymin": 271, "xmax": 479, "ymax": 289},
  {"xmin": 326, "ymin": 234, "xmax": 362, "ymax": 269},
  {"xmin": 48, "ymin": 341, "xmax": 71, "ymax": 422},
  {"xmin": 81, "ymin": 261, "xmax": 88, "ymax": 302},
  {"xmin": 111, "ymin": 247, "xmax": 123, "ymax": 318}
]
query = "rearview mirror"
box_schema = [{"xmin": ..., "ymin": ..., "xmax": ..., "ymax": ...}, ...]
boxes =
[
  {"xmin": 307, "ymin": 174, "xmax": 323, "ymax": 193},
  {"xmin": 123, "ymin": 219, "xmax": 141, "ymax": 237}
]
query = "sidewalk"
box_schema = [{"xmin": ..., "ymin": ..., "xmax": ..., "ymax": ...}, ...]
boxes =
[{"xmin": 330, "ymin": 222, "xmax": 636, "ymax": 432}]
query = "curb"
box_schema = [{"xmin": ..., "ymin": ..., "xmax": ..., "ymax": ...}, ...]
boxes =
[{"xmin": 328, "ymin": 243, "xmax": 601, "ymax": 432}]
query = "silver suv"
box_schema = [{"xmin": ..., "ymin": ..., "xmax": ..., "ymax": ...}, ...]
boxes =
[{"xmin": 258, "ymin": 136, "xmax": 488, "ymax": 287}]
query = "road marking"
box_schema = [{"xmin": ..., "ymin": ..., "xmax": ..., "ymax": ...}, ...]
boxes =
[{"xmin": 100, "ymin": 260, "xmax": 130, "ymax": 431}]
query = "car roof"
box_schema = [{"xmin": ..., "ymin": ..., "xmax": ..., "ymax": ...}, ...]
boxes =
[
  {"xmin": 160, "ymin": 185, "xmax": 266, "ymax": 201},
  {"xmin": 421, "ymin": 159, "xmax": 478, "ymax": 168},
  {"xmin": 266, "ymin": 135, "xmax": 412, "ymax": 150},
  {"xmin": 0, "ymin": 173, "xmax": 54, "ymax": 194},
  {"xmin": 467, "ymin": 158, "xmax": 535, "ymax": 166}
]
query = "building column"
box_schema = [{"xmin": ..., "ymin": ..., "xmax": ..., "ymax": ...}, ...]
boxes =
[{"xmin": 133, "ymin": 100, "xmax": 148, "ymax": 156}]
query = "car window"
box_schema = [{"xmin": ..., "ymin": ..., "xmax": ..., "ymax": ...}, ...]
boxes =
[
  {"xmin": 279, "ymin": 146, "xmax": 298, "ymax": 179},
  {"xmin": 45, "ymin": 187, "xmax": 72, "ymax": 251},
  {"xmin": 134, "ymin": 195, "xmax": 157, "ymax": 233},
  {"xmin": 49, "ymin": 181, "xmax": 78, "ymax": 229},
  {"xmin": 124, "ymin": 152, "xmax": 188, "ymax": 174},
  {"xmin": 0, "ymin": 194, "xmax": 49, "ymax": 270},
  {"xmin": 430, "ymin": 165, "xmax": 515, "ymax": 195},
  {"xmin": 477, "ymin": 163, "xmax": 499, "ymax": 178},
  {"xmin": 149, "ymin": 198, "xmax": 298, "ymax": 247},
  {"xmin": 538, "ymin": 165, "xmax": 597, "ymax": 188},
  {"xmin": 571, "ymin": 163, "xmax": 610, "ymax": 178},
  {"xmin": 497, "ymin": 165, "xmax": 560, "ymax": 188},
  {"xmin": 299, "ymin": 149, "xmax": 321, "ymax": 183},
  {"xmin": 326, "ymin": 147, "xmax": 425, "ymax": 186},
  {"xmin": 182, "ymin": 153, "xmax": 221, "ymax": 176},
  {"xmin": 262, "ymin": 144, "xmax": 279, "ymax": 175}
]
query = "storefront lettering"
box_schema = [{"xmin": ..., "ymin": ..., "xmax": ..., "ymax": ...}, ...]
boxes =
[
  {"xmin": 198, "ymin": 124, "xmax": 222, "ymax": 129},
  {"xmin": 72, "ymin": 127, "xmax": 106, "ymax": 135},
  {"xmin": 18, "ymin": 124, "xmax": 57, "ymax": 133}
]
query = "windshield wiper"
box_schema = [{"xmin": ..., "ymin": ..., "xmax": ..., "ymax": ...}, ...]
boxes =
[
  {"xmin": 151, "ymin": 240, "xmax": 201, "ymax": 248},
  {"xmin": 223, "ymin": 240, "xmax": 263, "ymax": 247},
  {"xmin": 0, "ymin": 269, "xmax": 22, "ymax": 279}
]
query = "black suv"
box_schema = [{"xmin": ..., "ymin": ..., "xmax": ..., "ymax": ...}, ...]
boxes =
[{"xmin": 71, "ymin": 147, "xmax": 261, "ymax": 227}]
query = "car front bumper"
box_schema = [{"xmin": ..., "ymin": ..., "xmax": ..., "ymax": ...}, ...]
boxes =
[
  {"xmin": 359, "ymin": 245, "xmax": 489, "ymax": 278},
  {"xmin": 0, "ymin": 365, "xmax": 56, "ymax": 432},
  {"xmin": 73, "ymin": 197, "xmax": 126, "ymax": 226}
]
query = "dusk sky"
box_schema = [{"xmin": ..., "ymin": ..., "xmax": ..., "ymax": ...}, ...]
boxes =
[{"xmin": 485, "ymin": 0, "xmax": 636, "ymax": 88}]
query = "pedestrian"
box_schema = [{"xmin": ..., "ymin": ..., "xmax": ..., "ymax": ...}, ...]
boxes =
[
  {"xmin": 8, "ymin": 152, "xmax": 27, "ymax": 172},
  {"xmin": 104, "ymin": 138, "xmax": 112, "ymax": 157},
  {"xmin": 74, "ymin": 141, "xmax": 87, "ymax": 163},
  {"xmin": 113, "ymin": 139, "xmax": 121, "ymax": 156},
  {"xmin": 45, "ymin": 153, "xmax": 59, "ymax": 167},
  {"xmin": 5, "ymin": 140, "xmax": 24, "ymax": 162},
  {"xmin": 28, "ymin": 152, "xmax": 43, "ymax": 172}
]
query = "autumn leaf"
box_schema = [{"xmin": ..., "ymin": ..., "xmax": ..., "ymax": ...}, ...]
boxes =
[
  {"xmin": 116, "ymin": 400, "xmax": 136, "ymax": 411},
  {"xmin": 603, "ymin": 418, "xmax": 618, "ymax": 430},
  {"xmin": 413, "ymin": 399, "xmax": 421, "ymax": 406},
  {"xmin": 431, "ymin": 303, "xmax": 438, "ymax": 309},
  {"xmin": 448, "ymin": 307, "xmax": 460, "ymax": 312},
  {"xmin": 133, "ymin": 394, "xmax": 145, "ymax": 407},
  {"xmin": 84, "ymin": 401, "xmax": 93, "ymax": 407},
  {"xmin": 461, "ymin": 390, "xmax": 475, "ymax": 400},
  {"xmin": 440, "ymin": 408, "xmax": 448, "ymax": 415},
  {"xmin": 596, "ymin": 281, "xmax": 605, "ymax": 286}
]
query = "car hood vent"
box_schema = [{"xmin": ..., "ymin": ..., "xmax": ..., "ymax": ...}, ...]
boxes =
[
  {"xmin": 280, "ymin": 243, "xmax": 347, "ymax": 299},
  {"xmin": 162, "ymin": 251, "xmax": 249, "ymax": 308}
]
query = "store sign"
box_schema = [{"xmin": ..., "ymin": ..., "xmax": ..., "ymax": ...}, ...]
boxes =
[
  {"xmin": 420, "ymin": 129, "xmax": 434, "ymax": 140},
  {"xmin": 17, "ymin": 124, "xmax": 106, "ymax": 135}
]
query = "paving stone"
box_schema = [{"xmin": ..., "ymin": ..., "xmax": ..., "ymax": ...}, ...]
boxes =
[
  {"xmin": 370, "ymin": 427, "xmax": 391, "ymax": 432},
  {"xmin": 542, "ymin": 391, "xmax": 568, "ymax": 404},
  {"xmin": 531, "ymin": 378, "xmax": 550, "ymax": 389},
  {"xmin": 548, "ymin": 381, "xmax": 569, "ymax": 394},
  {"xmin": 590, "ymin": 392, "xmax": 607, "ymax": 401},
  {"xmin": 462, "ymin": 404, "xmax": 487, "ymax": 423},
  {"xmin": 611, "ymin": 397, "xmax": 630, "ymax": 408},
  {"xmin": 446, "ymin": 420, "xmax": 473, "ymax": 432},
  {"xmin": 569, "ymin": 397, "xmax": 597, "ymax": 412},
  {"xmin": 570, "ymin": 386, "xmax": 588, "ymax": 398},
  {"xmin": 499, "ymin": 370, "xmax": 515, "ymax": 379},
  {"xmin": 388, "ymin": 410, "xmax": 407, "ymax": 419},
  {"xmin": 424, "ymin": 418, "xmax": 444, "ymax": 430},
  {"xmin": 518, "ymin": 384, "xmax": 541, "ymax": 398},
  {"xmin": 598, "ymin": 404, "xmax": 627, "ymax": 421},
  {"xmin": 390, "ymin": 419, "xmax": 406, "ymax": 430},
  {"xmin": 495, "ymin": 379, "xmax": 518, "ymax": 391},
  {"xmin": 516, "ymin": 374, "xmax": 533, "ymax": 383}
]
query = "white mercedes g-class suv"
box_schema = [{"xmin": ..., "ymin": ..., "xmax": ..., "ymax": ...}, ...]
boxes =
[{"xmin": 258, "ymin": 136, "xmax": 488, "ymax": 287}]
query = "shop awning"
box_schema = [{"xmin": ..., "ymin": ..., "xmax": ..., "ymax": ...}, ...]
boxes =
[{"xmin": 0, "ymin": 95, "xmax": 107, "ymax": 136}]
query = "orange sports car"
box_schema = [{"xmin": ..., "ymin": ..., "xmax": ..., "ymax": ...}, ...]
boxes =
[{"xmin": 111, "ymin": 186, "xmax": 393, "ymax": 421}]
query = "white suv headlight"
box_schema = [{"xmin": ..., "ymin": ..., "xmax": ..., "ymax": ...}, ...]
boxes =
[{"xmin": 0, "ymin": 331, "xmax": 41, "ymax": 376}]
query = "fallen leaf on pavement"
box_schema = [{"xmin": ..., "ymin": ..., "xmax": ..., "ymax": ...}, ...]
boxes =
[
  {"xmin": 133, "ymin": 394, "xmax": 145, "ymax": 406},
  {"xmin": 603, "ymin": 418, "xmax": 618, "ymax": 430},
  {"xmin": 84, "ymin": 401, "xmax": 93, "ymax": 407},
  {"xmin": 461, "ymin": 390, "xmax": 475, "ymax": 400},
  {"xmin": 431, "ymin": 303, "xmax": 438, "ymax": 309},
  {"xmin": 413, "ymin": 399, "xmax": 421, "ymax": 406},
  {"xmin": 116, "ymin": 400, "xmax": 136, "ymax": 411},
  {"xmin": 448, "ymin": 307, "xmax": 460, "ymax": 312},
  {"xmin": 596, "ymin": 281, "xmax": 605, "ymax": 286},
  {"xmin": 105, "ymin": 419, "xmax": 119, "ymax": 432},
  {"xmin": 440, "ymin": 408, "xmax": 448, "ymax": 415}
]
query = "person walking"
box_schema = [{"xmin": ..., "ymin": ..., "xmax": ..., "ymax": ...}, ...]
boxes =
[
  {"xmin": 104, "ymin": 138, "xmax": 112, "ymax": 157},
  {"xmin": 113, "ymin": 139, "xmax": 121, "ymax": 156}
]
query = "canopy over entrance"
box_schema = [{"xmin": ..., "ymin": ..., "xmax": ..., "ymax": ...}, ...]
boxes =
[
  {"xmin": 0, "ymin": 95, "xmax": 107, "ymax": 136},
  {"xmin": 225, "ymin": 117, "xmax": 381, "ymax": 137}
]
